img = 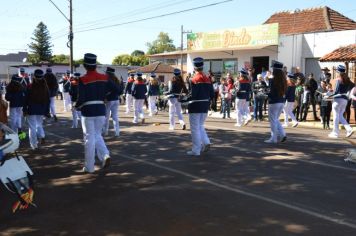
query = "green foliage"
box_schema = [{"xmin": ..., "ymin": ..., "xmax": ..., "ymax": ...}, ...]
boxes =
[
  {"xmin": 51, "ymin": 54, "xmax": 69, "ymax": 64},
  {"xmin": 28, "ymin": 22, "xmax": 53, "ymax": 63},
  {"xmin": 146, "ymin": 32, "xmax": 176, "ymax": 55},
  {"xmin": 131, "ymin": 50, "xmax": 145, "ymax": 57},
  {"xmin": 112, "ymin": 52, "xmax": 148, "ymax": 66}
]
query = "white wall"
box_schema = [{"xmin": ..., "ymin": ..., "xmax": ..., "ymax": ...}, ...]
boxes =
[
  {"xmin": 187, "ymin": 47, "xmax": 278, "ymax": 74},
  {"xmin": 279, "ymin": 29, "xmax": 356, "ymax": 73}
]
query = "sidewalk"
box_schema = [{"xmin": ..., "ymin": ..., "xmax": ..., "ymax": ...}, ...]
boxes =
[{"xmin": 208, "ymin": 111, "xmax": 356, "ymax": 130}]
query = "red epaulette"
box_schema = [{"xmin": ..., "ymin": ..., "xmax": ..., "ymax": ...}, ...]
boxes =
[
  {"xmin": 80, "ymin": 71, "xmax": 107, "ymax": 85},
  {"xmin": 192, "ymin": 72, "xmax": 211, "ymax": 84},
  {"xmin": 239, "ymin": 78, "xmax": 250, "ymax": 84},
  {"xmin": 135, "ymin": 81, "xmax": 145, "ymax": 85}
]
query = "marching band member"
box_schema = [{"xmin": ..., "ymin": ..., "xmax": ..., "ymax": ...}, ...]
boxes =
[
  {"xmin": 69, "ymin": 72, "xmax": 81, "ymax": 128},
  {"xmin": 44, "ymin": 68, "xmax": 59, "ymax": 121},
  {"xmin": 131, "ymin": 72, "xmax": 147, "ymax": 124},
  {"xmin": 265, "ymin": 60, "xmax": 287, "ymax": 143},
  {"xmin": 147, "ymin": 73, "xmax": 160, "ymax": 116},
  {"xmin": 328, "ymin": 65, "xmax": 354, "ymax": 138},
  {"xmin": 18, "ymin": 67, "xmax": 30, "ymax": 89},
  {"xmin": 104, "ymin": 67, "xmax": 123, "ymax": 136},
  {"xmin": 5, "ymin": 75, "xmax": 26, "ymax": 134},
  {"xmin": 235, "ymin": 68, "xmax": 251, "ymax": 127},
  {"xmin": 166, "ymin": 69, "xmax": 188, "ymax": 130},
  {"xmin": 283, "ymin": 73, "xmax": 298, "ymax": 127},
  {"xmin": 23, "ymin": 69, "xmax": 50, "ymax": 150},
  {"xmin": 124, "ymin": 73, "xmax": 135, "ymax": 114},
  {"xmin": 75, "ymin": 53, "xmax": 110, "ymax": 173},
  {"xmin": 60, "ymin": 70, "xmax": 72, "ymax": 112},
  {"xmin": 187, "ymin": 57, "xmax": 214, "ymax": 156}
]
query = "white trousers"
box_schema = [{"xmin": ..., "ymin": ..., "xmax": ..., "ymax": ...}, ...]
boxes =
[
  {"xmin": 9, "ymin": 107, "xmax": 22, "ymax": 132},
  {"xmin": 126, "ymin": 94, "xmax": 133, "ymax": 113},
  {"xmin": 332, "ymin": 98, "xmax": 351, "ymax": 135},
  {"xmin": 235, "ymin": 98, "xmax": 246, "ymax": 125},
  {"xmin": 243, "ymin": 101, "xmax": 251, "ymax": 120},
  {"xmin": 133, "ymin": 99, "xmax": 144, "ymax": 123},
  {"xmin": 105, "ymin": 100, "xmax": 120, "ymax": 135},
  {"xmin": 148, "ymin": 96, "xmax": 158, "ymax": 116},
  {"xmin": 81, "ymin": 116, "xmax": 109, "ymax": 172},
  {"xmin": 283, "ymin": 101, "xmax": 297, "ymax": 125},
  {"xmin": 27, "ymin": 115, "xmax": 45, "ymax": 149},
  {"xmin": 50, "ymin": 96, "xmax": 56, "ymax": 116},
  {"xmin": 71, "ymin": 102, "xmax": 81, "ymax": 128},
  {"xmin": 268, "ymin": 103, "xmax": 286, "ymax": 142},
  {"xmin": 168, "ymin": 98, "xmax": 184, "ymax": 128},
  {"xmin": 63, "ymin": 92, "xmax": 71, "ymax": 111},
  {"xmin": 189, "ymin": 113, "xmax": 210, "ymax": 154}
]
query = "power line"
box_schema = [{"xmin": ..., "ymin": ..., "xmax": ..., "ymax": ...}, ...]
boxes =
[
  {"xmin": 51, "ymin": 0, "xmax": 198, "ymax": 38},
  {"xmin": 76, "ymin": 0, "xmax": 233, "ymax": 34},
  {"xmin": 51, "ymin": 0, "xmax": 233, "ymax": 40}
]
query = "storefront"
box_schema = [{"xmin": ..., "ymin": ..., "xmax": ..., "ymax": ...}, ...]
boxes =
[{"xmin": 186, "ymin": 23, "xmax": 279, "ymax": 77}]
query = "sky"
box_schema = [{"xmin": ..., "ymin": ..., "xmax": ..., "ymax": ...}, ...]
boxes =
[{"xmin": 1, "ymin": 0, "xmax": 355, "ymax": 64}]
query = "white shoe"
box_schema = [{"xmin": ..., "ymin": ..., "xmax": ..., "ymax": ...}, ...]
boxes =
[
  {"xmin": 243, "ymin": 119, "xmax": 250, "ymax": 126},
  {"xmin": 102, "ymin": 155, "xmax": 111, "ymax": 169},
  {"xmin": 292, "ymin": 122, "xmax": 299, "ymax": 127},
  {"xmin": 264, "ymin": 139, "xmax": 277, "ymax": 143},
  {"xmin": 346, "ymin": 129, "xmax": 354, "ymax": 138},
  {"xmin": 328, "ymin": 132, "xmax": 338, "ymax": 138},
  {"xmin": 115, "ymin": 132, "xmax": 120, "ymax": 137},
  {"xmin": 187, "ymin": 151, "xmax": 200, "ymax": 156},
  {"xmin": 168, "ymin": 126, "xmax": 175, "ymax": 130},
  {"xmin": 82, "ymin": 167, "xmax": 94, "ymax": 173},
  {"xmin": 234, "ymin": 123, "xmax": 242, "ymax": 127},
  {"xmin": 282, "ymin": 124, "xmax": 288, "ymax": 128},
  {"xmin": 132, "ymin": 120, "xmax": 138, "ymax": 124}
]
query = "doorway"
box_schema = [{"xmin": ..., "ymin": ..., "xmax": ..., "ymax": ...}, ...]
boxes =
[{"xmin": 252, "ymin": 56, "xmax": 269, "ymax": 76}]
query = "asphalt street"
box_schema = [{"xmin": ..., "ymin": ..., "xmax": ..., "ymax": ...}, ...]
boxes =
[{"xmin": 1, "ymin": 101, "xmax": 356, "ymax": 236}]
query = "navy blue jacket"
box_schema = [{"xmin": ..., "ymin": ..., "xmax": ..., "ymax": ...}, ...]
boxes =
[
  {"xmin": 332, "ymin": 79, "xmax": 352, "ymax": 100},
  {"xmin": 236, "ymin": 79, "xmax": 251, "ymax": 100},
  {"xmin": 285, "ymin": 85, "xmax": 296, "ymax": 102},
  {"xmin": 23, "ymin": 81, "xmax": 50, "ymax": 115},
  {"xmin": 167, "ymin": 80, "xmax": 187, "ymax": 98},
  {"xmin": 188, "ymin": 72, "xmax": 214, "ymax": 113},
  {"xmin": 268, "ymin": 79, "xmax": 286, "ymax": 104},
  {"xmin": 5, "ymin": 81, "xmax": 26, "ymax": 107},
  {"xmin": 124, "ymin": 78, "xmax": 134, "ymax": 95},
  {"xmin": 131, "ymin": 81, "xmax": 147, "ymax": 99},
  {"xmin": 60, "ymin": 77, "xmax": 71, "ymax": 93},
  {"xmin": 106, "ymin": 79, "xmax": 123, "ymax": 101},
  {"xmin": 148, "ymin": 84, "xmax": 160, "ymax": 96},
  {"xmin": 69, "ymin": 80, "xmax": 79, "ymax": 102},
  {"xmin": 76, "ymin": 70, "xmax": 108, "ymax": 117}
]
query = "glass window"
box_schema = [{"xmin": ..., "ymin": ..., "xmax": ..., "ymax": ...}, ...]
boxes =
[{"xmin": 223, "ymin": 60, "xmax": 238, "ymax": 74}]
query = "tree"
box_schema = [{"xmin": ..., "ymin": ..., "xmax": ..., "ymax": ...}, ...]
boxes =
[
  {"xmin": 146, "ymin": 32, "xmax": 176, "ymax": 55},
  {"xmin": 112, "ymin": 51, "xmax": 149, "ymax": 66},
  {"xmin": 131, "ymin": 50, "xmax": 145, "ymax": 57},
  {"xmin": 28, "ymin": 22, "xmax": 53, "ymax": 63},
  {"xmin": 51, "ymin": 54, "xmax": 69, "ymax": 64}
]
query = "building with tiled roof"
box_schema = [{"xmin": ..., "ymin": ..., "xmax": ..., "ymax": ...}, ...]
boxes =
[
  {"xmin": 264, "ymin": 6, "xmax": 356, "ymax": 35},
  {"xmin": 320, "ymin": 44, "xmax": 356, "ymax": 62},
  {"xmin": 130, "ymin": 61, "xmax": 178, "ymax": 83}
]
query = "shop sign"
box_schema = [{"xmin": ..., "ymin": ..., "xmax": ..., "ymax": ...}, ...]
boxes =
[{"xmin": 187, "ymin": 23, "xmax": 278, "ymax": 51}]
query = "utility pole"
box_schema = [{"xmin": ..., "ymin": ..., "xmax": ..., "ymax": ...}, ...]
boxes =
[
  {"xmin": 180, "ymin": 25, "xmax": 192, "ymax": 73},
  {"xmin": 48, "ymin": 0, "xmax": 73, "ymax": 73},
  {"xmin": 69, "ymin": 0, "xmax": 74, "ymax": 73}
]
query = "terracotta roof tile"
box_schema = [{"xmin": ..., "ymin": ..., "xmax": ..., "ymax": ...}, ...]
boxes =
[
  {"xmin": 131, "ymin": 62, "xmax": 176, "ymax": 73},
  {"xmin": 319, "ymin": 44, "xmax": 356, "ymax": 62},
  {"xmin": 264, "ymin": 6, "xmax": 356, "ymax": 35}
]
